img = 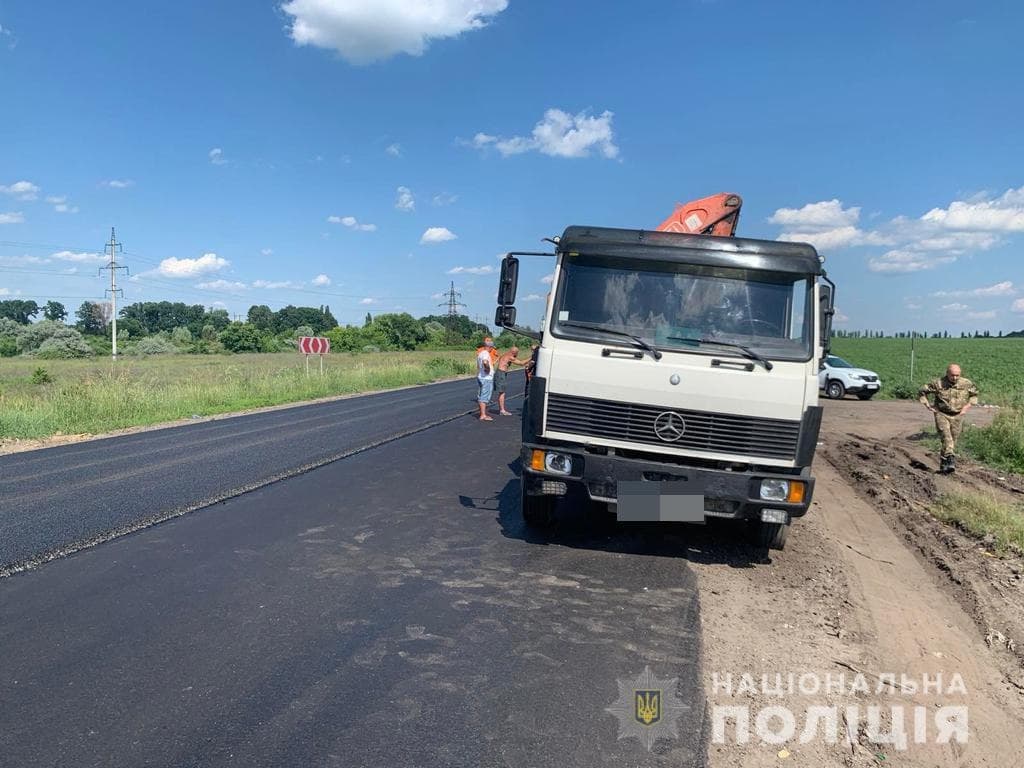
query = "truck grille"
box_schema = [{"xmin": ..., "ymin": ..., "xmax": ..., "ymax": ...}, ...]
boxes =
[
  {"xmin": 546, "ymin": 393, "xmax": 800, "ymax": 460},
  {"xmin": 862, "ymin": 375, "xmax": 878, "ymax": 382}
]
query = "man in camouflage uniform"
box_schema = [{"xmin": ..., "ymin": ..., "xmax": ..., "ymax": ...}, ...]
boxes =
[{"xmin": 918, "ymin": 363, "xmax": 978, "ymax": 474}]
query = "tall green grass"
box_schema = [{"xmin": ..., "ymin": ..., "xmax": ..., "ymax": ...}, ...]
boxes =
[
  {"xmin": 933, "ymin": 491, "xmax": 1024, "ymax": 555},
  {"xmin": 0, "ymin": 352, "xmax": 474, "ymax": 439},
  {"xmin": 960, "ymin": 407, "xmax": 1024, "ymax": 474}
]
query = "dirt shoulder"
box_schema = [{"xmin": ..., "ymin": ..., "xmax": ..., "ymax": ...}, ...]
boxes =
[{"xmin": 694, "ymin": 399, "xmax": 1024, "ymax": 767}]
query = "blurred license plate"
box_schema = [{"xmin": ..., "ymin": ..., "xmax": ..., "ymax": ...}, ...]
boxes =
[{"xmin": 616, "ymin": 481, "xmax": 705, "ymax": 522}]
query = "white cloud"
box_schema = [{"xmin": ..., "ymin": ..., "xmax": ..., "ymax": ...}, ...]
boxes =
[
  {"xmin": 252, "ymin": 279, "xmax": 296, "ymax": 289},
  {"xmin": 395, "ymin": 186, "xmax": 415, "ymax": 212},
  {"xmin": 209, "ymin": 147, "xmax": 226, "ymax": 165},
  {"xmin": 966, "ymin": 310, "xmax": 997, "ymax": 320},
  {"xmin": 832, "ymin": 308, "xmax": 850, "ymax": 323},
  {"xmin": 102, "ymin": 179, "xmax": 134, "ymax": 188},
  {"xmin": 422, "ymin": 226, "xmax": 457, "ymax": 244},
  {"xmin": 0, "ymin": 181, "xmax": 39, "ymax": 201},
  {"xmin": 261, "ymin": 248, "xmax": 274, "ymax": 256},
  {"xmin": 772, "ymin": 200, "xmax": 893, "ymax": 251},
  {"xmin": 51, "ymin": 250, "xmax": 106, "ymax": 264},
  {"xmin": 312, "ymin": 273, "xmax": 331, "ymax": 286},
  {"xmin": 327, "ymin": 214, "xmax": 377, "ymax": 231},
  {"xmin": 430, "ymin": 292, "xmax": 445, "ymax": 300},
  {"xmin": 540, "ymin": 274, "xmax": 554, "ymax": 284},
  {"xmin": 385, "ymin": 143, "xmax": 402, "ymax": 157},
  {"xmin": 931, "ymin": 281, "xmax": 1015, "ymax": 299},
  {"xmin": 46, "ymin": 195, "xmax": 79, "ymax": 214},
  {"xmin": 447, "ymin": 265, "xmax": 493, "ymax": 275},
  {"xmin": 281, "ymin": 0, "xmax": 508, "ymax": 64},
  {"xmin": 470, "ymin": 108, "xmax": 619, "ymax": 159},
  {"xmin": 1012, "ymin": 299, "xmax": 1024, "ymax": 314},
  {"xmin": 154, "ymin": 253, "xmax": 230, "ymax": 278},
  {"xmin": 432, "ymin": 192, "xmax": 458, "ymax": 206},
  {"xmin": 769, "ymin": 200, "xmax": 859, "ymax": 229},
  {"xmin": 360, "ymin": 297, "xmax": 375, "ymax": 305},
  {"xmin": 520, "ymin": 293, "xmax": 543, "ymax": 302},
  {"xmin": 0, "ymin": 287, "xmax": 9, "ymax": 296},
  {"xmin": 940, "ymin": 303, "xmax": 970, "ymax": 312},
  {"xmin": 921, "ymin": 185, "xmax": 1024, "ymax": 231},
  {"xmin": 197, "ymin": 279, "xmax": 247, "ymax": 291},
  {"xmin": 868, "ymin": 249, "xmax": 957, "ymax": 273},
  {"xmin": 0, "ymin": 212, "xmax": 24, "ymax": 224}
]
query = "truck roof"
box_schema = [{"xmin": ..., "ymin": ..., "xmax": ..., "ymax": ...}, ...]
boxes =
[{"xmin": 559, "ymin": 225, "xmax": 823, "ymax": 276}]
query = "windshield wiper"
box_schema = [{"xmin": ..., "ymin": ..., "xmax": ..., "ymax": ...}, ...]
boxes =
[
  {"xmin": 561, "ymin": 321, "xmax": 662, "ymax": 360},
  {"xmin": 667, "ymin": 336, "xmax": 773, "ymax": 371}
]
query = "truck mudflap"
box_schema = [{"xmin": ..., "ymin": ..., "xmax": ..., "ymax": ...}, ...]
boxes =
[{"xmin": 521, "ymin": 443, "xmax": 814, "ymax": 521}]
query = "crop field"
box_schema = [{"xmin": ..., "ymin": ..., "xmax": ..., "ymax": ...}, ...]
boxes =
[
  {"xmin": 829, "ymin": 337, "xmax": 1024, "ymax": 405},
  {"xmin": 0, "ymin": 351, "xmax": 474, "ymax": 441}
]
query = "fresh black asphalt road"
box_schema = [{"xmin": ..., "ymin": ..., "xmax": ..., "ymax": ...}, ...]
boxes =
[{"xmin": 1, "ymin": 376, "xmax": 717, "ymax": 766}]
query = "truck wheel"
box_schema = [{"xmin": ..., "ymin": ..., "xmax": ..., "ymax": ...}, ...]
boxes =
[
  {"xmin": 752, "ymin": 521, "xmax": 789, "ymax": 550},
  {"xmin": 521, "ymin": 478, "xmax": 555, "ymax": 527},
  {"xmin": 857, "ymin": 391, "xmax": 876, "ymax": 400},
  {"xmin": 826, "ymin": 380, "xmax": 846, "ymax": 400}
]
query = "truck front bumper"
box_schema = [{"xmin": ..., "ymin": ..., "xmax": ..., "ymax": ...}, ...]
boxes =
[{"xmin": 521, "ymin": 444, "xmax": 814, "ymax": 521}]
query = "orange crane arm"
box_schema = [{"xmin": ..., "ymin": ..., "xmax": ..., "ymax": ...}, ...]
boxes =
[{"xmin": 655, "ymin": 193, "xmax": 743, "ymax": 237}]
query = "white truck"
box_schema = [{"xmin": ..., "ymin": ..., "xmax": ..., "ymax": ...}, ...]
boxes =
[{"xmin": 495, "ymin": 194, "xmax": 835, "ymax": 549}]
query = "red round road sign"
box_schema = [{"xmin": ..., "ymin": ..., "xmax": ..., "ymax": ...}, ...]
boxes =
[{"xmin": 299, "ymin": 336, "xmax": 330, "ymax": 354}]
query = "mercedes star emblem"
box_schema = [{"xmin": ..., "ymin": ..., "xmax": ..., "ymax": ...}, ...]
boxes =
[{"xmin": 653, "ymin": 411, "xmax": 686, "ymax": 442}]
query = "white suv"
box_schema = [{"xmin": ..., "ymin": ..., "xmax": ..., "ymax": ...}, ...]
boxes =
[{"xmin": 818, "ymin": 354, "xmax": 882, "ymax": 400}]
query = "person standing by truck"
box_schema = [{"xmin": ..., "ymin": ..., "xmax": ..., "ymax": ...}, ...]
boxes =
[
  {"xmin": 919, "ymin": 363, "xmax": 978, "ymax": 474},
  {"xmin": 494, "ymin": 346, "xmax": 526, "ymax": 415},
  {"xmin": 476, "ymin": 339, "xmax": 496, "ymax": 421}
]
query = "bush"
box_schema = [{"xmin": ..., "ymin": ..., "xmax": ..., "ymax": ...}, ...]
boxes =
[
  {"xmin": 219, "ymin": 322, "xmax": 263, "ymax": 353},
  {"xmin": 890, "ymin": 383, "xmax": 917, "ymax": 399},
  {"xmin": 32, "ymin": 328, "xmax": 94, "ymax": 359},
  {"xmin": 171, "ymin": 326, "xmax": 193, "ymax": 346},
  {"xmin": 361, "ymin": 344, "xmax": 381, "ymax": 353},
  {"xmin": 0, "ymin": 336, "xmax": 17, "ymax": 357},
  {"xmin": 130, "ymin": 335, "xmax": 179, "ymax": 355},
  {"xmin": 15, "ymin": 319, "xmax": 67, "ymax": 353},
  {"xmin": 31, "ymin": 367, "xmax": 53, "ymax": 384}
]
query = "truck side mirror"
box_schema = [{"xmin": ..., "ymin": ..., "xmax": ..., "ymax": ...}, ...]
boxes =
[
  {"xmin": 495, "ymin": 305, "xmax": 516, "ymax": 328},
  {"xmin": 498, "ymin": 255, "xmax": 519, "ymax": 306},
  {"xmin": 819, "ymin": 283, "xmax": 834, "ymax": 354}
]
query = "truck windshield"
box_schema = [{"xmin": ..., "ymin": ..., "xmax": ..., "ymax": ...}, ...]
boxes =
[{"xmin": 552, "ymin": 255, "xmax": 813, "ymax": 361}]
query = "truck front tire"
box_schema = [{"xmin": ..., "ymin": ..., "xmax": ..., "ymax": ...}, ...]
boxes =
[
  {"xmin": 752, "ymin": 521, "xmax": 789, "ymax": 550},
  {"xmin": 521, "ymin": 477, "xmax": 555, "ymax": 527}
]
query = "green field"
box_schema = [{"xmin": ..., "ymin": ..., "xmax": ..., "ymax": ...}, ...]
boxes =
[
  {"xmin": 0, "ymin": 351, "xmax": 475, "ymax": 440},
  {"xmin": 829, "ymin": 337, "xmax": 1024, "ymax": 405}
]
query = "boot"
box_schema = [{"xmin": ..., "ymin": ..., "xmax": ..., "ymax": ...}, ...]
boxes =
[
  {"xmin": 939, "ymin": 455, "xmax": 953, "ymax": 474},
  {"xmin": 946, "ymin": 455, "xmax": 956, "ymax": 474}
]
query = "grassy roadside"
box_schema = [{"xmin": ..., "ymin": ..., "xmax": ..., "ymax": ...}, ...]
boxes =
[
  {"xmin": 960, "ymin": 407, "xmax": 1024, "ymax": 474},
  {"xmin": 0, "ymin": 351, "xmax": 475, "ymax": 439},
  {"xmin": 932, "ymin": 491, "xmax": 1024, "ymax": 556}
]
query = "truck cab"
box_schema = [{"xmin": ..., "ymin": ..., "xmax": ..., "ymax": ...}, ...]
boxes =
[{"xmin": 496, "ymin": 225, "xmax": 834, "ymax": 549}]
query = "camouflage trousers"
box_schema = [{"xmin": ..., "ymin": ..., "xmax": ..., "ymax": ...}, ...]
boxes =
[{"xmin": 934, "ymin": 411, "xmax": 964, "ymax": 457}]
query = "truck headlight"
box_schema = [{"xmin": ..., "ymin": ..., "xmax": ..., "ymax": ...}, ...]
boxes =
[
  {"xmin": 760, "ymin": 479, "xmax": 790, "ymax": 501},
  {"xmin": 759, "ymin": 479, "xmax": 806, "ymax": 503},
  {"xmin": 544, "ymin": 452, "xmax": 573, "ymax": 475}
]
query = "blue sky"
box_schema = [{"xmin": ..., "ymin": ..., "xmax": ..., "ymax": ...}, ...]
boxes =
[{"xmin": 1, "ymin": 0, "xmax": 1022, "ymax": 332}]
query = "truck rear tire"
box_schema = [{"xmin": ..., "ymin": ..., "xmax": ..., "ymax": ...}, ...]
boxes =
[
  {"xmin": 752, "ymin": 521, "xmax": 789, "ymax": 550},
  {"xmin": 521, "ymin": 478, "xmax": 555, "ymax": 527}
]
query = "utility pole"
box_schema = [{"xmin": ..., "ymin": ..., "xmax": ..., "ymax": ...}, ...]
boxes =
[
  {"xmin": 99, "ymin": 227, "xmax": 128, "ymax": 360},
  {"xmin": 438, "ymin": 281, "xmax": 466, "ymax": 344}
]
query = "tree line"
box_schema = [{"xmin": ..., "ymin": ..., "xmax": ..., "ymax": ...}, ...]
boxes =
[{"xmin": 0, "ymin": 299, "xmax": 533, "ymax": 358}]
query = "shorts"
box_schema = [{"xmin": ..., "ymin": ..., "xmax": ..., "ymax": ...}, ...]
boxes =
[
  {"xmin": 493, "ymin": 369, "xmax": 508, "ymax": 394},
  {"xmin": 477, "ymin": 377, "xmax": 494, "ymax": 404}
]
